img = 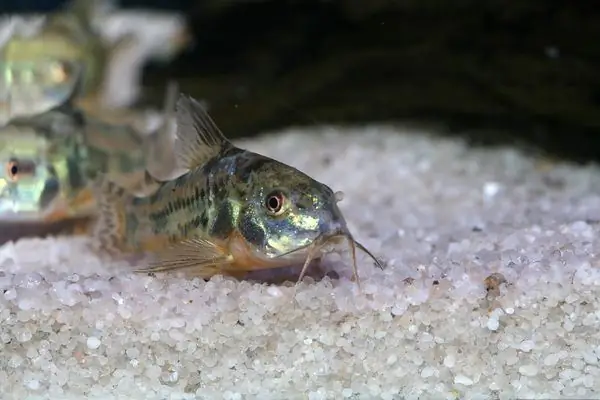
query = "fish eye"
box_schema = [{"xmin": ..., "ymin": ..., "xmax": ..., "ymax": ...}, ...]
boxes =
[
  {"xmin": 265, "ymin": 190, "xmax": 285, "ymax": 216},
  {"xmin": 6, "ymin": 159, "xmax": 36, "ymax": 181},
  {"xmin": 49, "ymin": 61, "xmax": 69, "ymax": 84},
  {"xmin": 6, "ymin": 161, "xmax": 19, "ymax": 181}
]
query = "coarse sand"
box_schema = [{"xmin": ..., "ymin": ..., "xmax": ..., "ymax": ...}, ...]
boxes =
[{"xmin": 1, "ymin": 125, "xmax": 599, "ymax": 399}]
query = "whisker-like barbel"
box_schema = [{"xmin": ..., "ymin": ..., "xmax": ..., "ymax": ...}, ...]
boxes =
[
  {"xmin": 354, "ymin": 239, "xmax": 384, "ymax": 270},
  {"xmin": 290, "ymin": 231, "xmax": 383, "ymax": 290}
]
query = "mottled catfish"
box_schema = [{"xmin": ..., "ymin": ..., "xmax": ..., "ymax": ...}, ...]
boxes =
[{"xmin": 92, "ymin": 94, "xmax": 383, "ymax": 286}]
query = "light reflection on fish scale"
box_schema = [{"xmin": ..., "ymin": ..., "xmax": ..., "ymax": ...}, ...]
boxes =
[{"xmin": 144, "ymin": 171, "xmax": 210, "ymax": 233}]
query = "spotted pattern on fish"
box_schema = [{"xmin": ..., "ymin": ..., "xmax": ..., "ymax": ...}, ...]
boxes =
[
  {"xmin": 179, "ymin": 214, "xmax": 205, "ymax": 237},
  {"xmin": 118, "ymin": 147, "xmax": 267, "ymax": 250}
]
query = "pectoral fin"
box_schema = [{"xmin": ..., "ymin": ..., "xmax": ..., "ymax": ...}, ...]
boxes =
[{"xmin": 135, "ymin": 237, "xmax": 234, "ymax": 278}]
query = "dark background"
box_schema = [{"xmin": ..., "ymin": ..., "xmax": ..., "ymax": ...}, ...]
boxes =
[{"xmin": 2, "ymin": 0, "xmax": 599, "ymax": 163}]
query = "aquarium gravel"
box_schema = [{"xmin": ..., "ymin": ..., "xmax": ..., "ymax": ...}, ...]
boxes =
[{"xmin": 1, "ymin": 125, "xmax": 599, "ymax": 399}]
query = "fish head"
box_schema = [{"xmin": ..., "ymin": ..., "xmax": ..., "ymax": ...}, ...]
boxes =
[
  {"xmin": 239, "ymin": 158, "xmax": 351, "ymax": 262},
  {"xmin": 0, "ymin": 58, "xmax": 82, "ymax": 125},
  {"xmin": 0, "ymin": 125, "xmax": 86, "ymax": 223}
]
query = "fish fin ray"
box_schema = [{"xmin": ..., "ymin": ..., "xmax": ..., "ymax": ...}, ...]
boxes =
[
  {"xmin": 173, "ymin": 94, "xmax": 232, "ymax": 170},
  {"xmin": 135, "ymin": 237, "xmax": 234, "ymax": 278}
]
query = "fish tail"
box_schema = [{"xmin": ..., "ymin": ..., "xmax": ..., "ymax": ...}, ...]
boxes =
[{"xmin": 91, "ymin": 174, "xmax": 136, "ymax": 255}]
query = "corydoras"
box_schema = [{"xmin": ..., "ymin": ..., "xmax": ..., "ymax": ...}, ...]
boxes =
[{"xmin": 92, "ymin": 93, "xmax": 383, "ymax": 286}]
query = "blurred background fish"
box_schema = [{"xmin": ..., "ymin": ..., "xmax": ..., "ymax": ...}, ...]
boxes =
[
  {"xmin": 0, "ymin": 0, "xmax": 113, "ymax": 106},
  {"xmin": 88, "ymin": 0, "xmax": 192, "ymax": 108},
  {"xmin": 0, "ymin": 59, "xmax": 82, "ymax": 125},
  {"xmin": 0, "ymin": 78, "xmax": 179, "ymax": 241},
  {"xmin": 0, "ymin": 0, "xmax": 190, "ymax": 242},
  {"xmin": 0, "ymin": 0, "xmax": 191, "ymax": 111}
]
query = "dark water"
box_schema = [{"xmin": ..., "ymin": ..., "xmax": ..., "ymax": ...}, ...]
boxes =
[{"xmin": 0, "ymin": 0, "xmax": 187, "ymax": 12}]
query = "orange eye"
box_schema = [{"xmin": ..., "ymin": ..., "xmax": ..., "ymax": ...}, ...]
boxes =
[
  {"xmin": 265, "ymin": 191, "xmax": 285, "ymax": 215},
  {"xmin": 6, "ymin": 159, "xmax": 36, "ymax": 181},
  {"xmin": 6, "ymin": 161, "xmax": 19, "ymax": 181}
]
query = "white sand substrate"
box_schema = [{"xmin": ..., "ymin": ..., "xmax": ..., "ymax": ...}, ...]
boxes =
[{"xmin": 1, "ymin": 125, "xmax": 600, "ymax": 400}]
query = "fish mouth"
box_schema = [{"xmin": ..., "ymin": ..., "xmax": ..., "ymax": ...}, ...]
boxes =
[{"xmin": 274, "ymin": 229, "xmax": 384, "ymax": 288}]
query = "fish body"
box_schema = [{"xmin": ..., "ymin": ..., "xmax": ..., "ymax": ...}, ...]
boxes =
[
  {"xmin": 93, "ymin": 94, "xmax": 382, "ymax": 284},
  {"xmin": 0, "ymin": 106, "xmax": 91, "ymax": 223},
  {"xmin": 0, "ymin": 83, "xmax": 179, "ymax": 227}
]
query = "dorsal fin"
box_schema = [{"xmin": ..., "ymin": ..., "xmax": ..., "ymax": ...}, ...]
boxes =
[{"xmin": 173, "ymin": 94, "xmax": 232, "ymax": 170}]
